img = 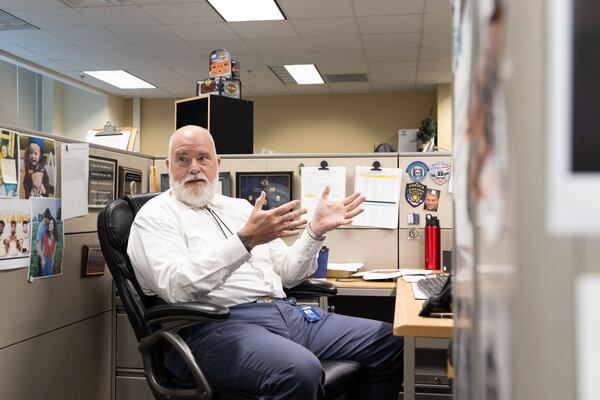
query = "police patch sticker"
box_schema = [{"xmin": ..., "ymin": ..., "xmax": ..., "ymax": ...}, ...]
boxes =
[
  {"xmin": 406, "ymin": 161, "xmax": 429, "ymax": 182},
  {"xmin": 405, "ymin": 182, "xmax": 427, "ymax": 207},
  {"xmin": 429, "ymin": 162, "xmax": 451, "ymax": 185}
]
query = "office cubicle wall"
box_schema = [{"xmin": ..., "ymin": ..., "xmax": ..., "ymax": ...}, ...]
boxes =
[{"xmin": 0, "ymin": 125, "xmax": 153, "ymax": 400}]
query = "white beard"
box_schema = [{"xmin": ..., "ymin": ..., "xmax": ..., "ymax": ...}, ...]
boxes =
[{"xmin": 170, "ymin": 173, "xmax": 217, "ymax": 208}]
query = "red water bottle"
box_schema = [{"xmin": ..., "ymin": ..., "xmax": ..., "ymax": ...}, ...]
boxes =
[{"xmin": 425, "ymin": 214, "xmax": 441, "ymax": 270}]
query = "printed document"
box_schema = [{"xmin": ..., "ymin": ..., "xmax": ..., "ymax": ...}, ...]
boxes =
[
  {"xmin": 61, "ymin": 143, "xmax": 89, "ymax": 220},
  {"xmin": 301, "ymin": 166, "xmax": 346, "ymax": 220},
  {"xmin": 352, "ymin": 166, "xmax": 402, "ymax": 229}
]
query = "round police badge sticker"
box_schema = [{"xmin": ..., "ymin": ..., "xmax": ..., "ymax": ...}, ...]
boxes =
[
  {"xmin": 429, "ymin": 162, "xmax": 451, "ymax": 185},
  {"xmin": 406, "ymin": 161, "xmax": 429, "ymax": 182},
  {"xmin": 405, "ymin": 182, "xmax": 427, "ymax": 207}
]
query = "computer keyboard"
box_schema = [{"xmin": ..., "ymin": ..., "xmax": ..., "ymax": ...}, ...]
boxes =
[{"xmin": 416, "ymin": 275, "xmax": 448, "ymax": 299}]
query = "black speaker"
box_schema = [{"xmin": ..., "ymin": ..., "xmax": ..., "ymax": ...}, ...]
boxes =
[{"xmin": 442, "ymin": 250, "xmax": 452, "ymax": 273}]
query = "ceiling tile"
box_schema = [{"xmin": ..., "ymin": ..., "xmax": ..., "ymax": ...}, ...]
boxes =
[
  {"xmin": 258, "ymin": 52, "xmax": 313, "ymax": 65},
  {"xmin": 421, "ymin": 31, "xmax": 451, "ymax": 47},
  {"xmin": 150, "ymin": 76, "xmax": 192, "ymax": 87},
  {"xmin": 168, "ymin": 23, "xmax": 238, "ymax": 41},
  {"xmin": 110, "ymin": 25, "xmax": 182, "ymax": 43},
  {"xmin": 77, "ymin": 5, "xmax": 160, "ymax": 27},
  {"xmin": 187, "ymin": 39, "xmax": 253, "ymax": 55},
  {"xmin": 303, "ymin": 36, "xmax": 362, "ymax": 52},
  {"xmin": 231, "ymin": 53, "xmax": 264, "ymax": 67},
  {"xmin": 141, "ymin": 2, "xmax": 220, "ymax": 24},
  {"xmin": 417, "ymin": 57, "xmax": 450, "ymax": 72},
  {"xmin": 362, "ymin": 33, "xmax": 421, "ymax": 49},
  {"xmin": 366, "ymin": 48, "xmax": 419, "ymax": 62},
  {"xmin": 419, "ymin": 46, "xmax": 451, "ymax": 60},
  {"xmin": 63, "ymin": 56, "xmax": 118, "ymax": 71},
  {"xmin": 372, "ymin": 82, "xmax": 416, "ymax": 92},
  {"xmin": 30, "ymin": 45, "xmax": 89, "ymax": 61},
  {"xmin": 317, "ymin": 62, "xmax": 367, "ymax": 74},
  {"xmin": 423, "ymin": 12, "xmax": 452, "ymax": 32},
  {"xmin": 0, "ymin": 30, "xmax": 70, "ymax": 47},
  {"xmin": 244, "ymin": 83, "xmax": 291, "ymax": 96},
  {"xmin": 425, "ymin": 0, "xmax": 452, "ymax": 13},
  {"xmin": 0, "ymin": 42, "xmax": 46, "ymax": 63},
  {"xmin": 167, "ymin": 65, "xmax": 205, "ymax": 80},
  {"xmin": 0, "ymin": 0, "xmax": 67, "ymax": 10},
  {"xmin": 229, "ymin": 21, "xmax": 297, "ymax": 39},
  {"xmin": 137, "ymin": 41, "xmax": 199, "ymax": 57},
  {"xmin": 292, "ymin": 18, "xmax": 358, "ymax": 37},
  {"xmin": 126, "ymin": 66, "xmax": 183, "ymax": 79},
  {"xmin": 242, "ymin": 65, "xmax": 276, "ymax": 77},
  {"xmin": 117, "ymin": 55, "xmax": 163, "ymax": 69},
  {"xmin": 417, "ymin": 70, "xmax": 451, "ymax": 83},
  {"xmin": 243, "ymin": 74, "xmax": 281, "ymax": 86},
  {"xmin": 245, "ymin": 37, "xmax": 306, "ymax": 54},
  {"xmin": 368, "ymin": 61, "xmax": 417, "ymax": 73},
  {"xmin": 329, "ymin": 82, "xmax": 373, "ymax": 94},
  {"xmin": 288, "ymin": 84, "xmax": 331, "ymax": 95},
  {"xmin": 370, "ymin": 71, "xmax": 416, "ymax": 83},
  {"xmin": 311, "ymin": 50, "xmax": 365, "ymax": 64},
  {"xmin": 358, "ymin": 15, "xmax": 422, "ymax": 34},
  {"xmin": 8, "ymin": 8, "xmax": 98, "ymax": 29},
  {"xmin": 277, "ymin": 0, "xmax": 354, "ymax": 19},
  {"xmin": 353, "ymin": 0, "xmax": 424, "ymax": 16},
  {"xmin": 49, "ymin": 27, "xmax": 124, "ymax": 45}
]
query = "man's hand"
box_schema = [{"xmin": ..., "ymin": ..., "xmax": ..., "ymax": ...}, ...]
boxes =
[
  {"xmin": 237, "ymin": 191, "xmax": 307, "ymax": 251},
  {"xmin": 310, "ymin": 186, "xmax": 366, "ymax": 236}
]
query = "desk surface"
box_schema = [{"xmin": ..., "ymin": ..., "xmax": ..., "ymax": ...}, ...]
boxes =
[
  {"xmin": 326, "ymin": 278, "xmax": 397, "ymax": 290},
  {"xmin": 393, "ymin": 279, "xmax": 452, "ymax": 338}
]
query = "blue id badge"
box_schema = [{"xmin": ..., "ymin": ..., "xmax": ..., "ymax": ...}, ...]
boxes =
[{"xmin": 298, "ymin": 305, "xmax": 322, "ymax": 322}]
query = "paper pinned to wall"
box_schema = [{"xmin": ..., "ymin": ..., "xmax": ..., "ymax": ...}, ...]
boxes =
[
  {"xmin": 60, "ymin": 143, "xmax": 89, "ymax": 220},
  {"xmin": 352, "ymin": 166, "xmax": 402, "ymax": 229},
  {"xmin": 300, "ymin": 167, "xmax": 346, "ymax": 220}
]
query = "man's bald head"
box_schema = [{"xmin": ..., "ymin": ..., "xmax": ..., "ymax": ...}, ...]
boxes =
[{"xmin": 168, "ymin": 125, "xmax": 216, "ymax": 160}]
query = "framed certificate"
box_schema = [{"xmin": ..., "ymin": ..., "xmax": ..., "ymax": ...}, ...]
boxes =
[
  {"xmin": 88, "ymin": 156, "xmax": 117, "ymax": 208},
  {"xmin": 236, "ymin": 171, "xmax": 293, "ymax": 210},
  {"xmin": 160, "ymin": 173, "xmax": 170, "ymax": 192},
  {"xmin": 219, "ymin": 172, "xmax": 232, "ymax": 197},
  {"xmin": 118, "ymin": 166, "xmax": 143, "ymax": 198}
]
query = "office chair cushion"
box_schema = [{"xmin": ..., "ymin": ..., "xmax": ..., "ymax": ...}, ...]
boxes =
[
  {"xmin": 126, "ymin": 192, "xmax": 161, "ymax": 215},
  {"xmin": 321, "ymin": 359, "xmax": 363, "ymax": 400},
  {"xmin": 103, "ymin": 199, "xmax": 135, "ymax": 252}
]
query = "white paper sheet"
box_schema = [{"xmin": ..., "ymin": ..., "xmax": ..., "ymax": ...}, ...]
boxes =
[
  {"xmin": 300, "ymin": 167, "xmax": 346, "ymax": 220},
  {"xmin": 327, "ymin": 263, "xmax": 364, "ymax": 272},
  {"xmin": 352, "ymin": 268, "xmax": 432, "ymax": 280},
  {"xmin": 86, "ymin": 129, "xmax": 131, "ymax": 151},
  {"xmin": 60, "ymin": 143, "xmax": 89, "ymax": 220},
  {"xmin": 351, "ymin": 166, "xmax": 402, "ymax": 229}
]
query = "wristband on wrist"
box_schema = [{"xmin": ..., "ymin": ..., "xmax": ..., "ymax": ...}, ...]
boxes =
[{"xmin": 307, "ymin": 223, "xmax": 326, "ymax": 241}]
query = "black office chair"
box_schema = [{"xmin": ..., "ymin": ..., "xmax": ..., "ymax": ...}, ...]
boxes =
[{"xmin": 97, "ymin": 193, "xmax": 363, "ymax": 400}]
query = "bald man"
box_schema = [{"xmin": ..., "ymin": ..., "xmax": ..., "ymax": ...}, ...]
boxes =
[{"xmin": 127, "ymin": 125, "xmax": 404, "ymax": 400}]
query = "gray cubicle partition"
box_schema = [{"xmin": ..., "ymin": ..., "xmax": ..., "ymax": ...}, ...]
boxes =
[{"xmin": 0, "ymin": 125, "xmax": 153, "ymax": 400}]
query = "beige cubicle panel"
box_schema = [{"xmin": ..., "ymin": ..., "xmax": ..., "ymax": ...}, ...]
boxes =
[{"xmin": 0, "ymin": 125, "xmax": 154, "ymax": 400}]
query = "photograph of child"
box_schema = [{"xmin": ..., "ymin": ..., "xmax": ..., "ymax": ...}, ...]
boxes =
[
  {"xmin": 18, "ymin": 134, "xmax": 55, "ymax": 199},
  {"xmin": 28, "ymin": 198, "xmax": 63, "ymax": 280}
]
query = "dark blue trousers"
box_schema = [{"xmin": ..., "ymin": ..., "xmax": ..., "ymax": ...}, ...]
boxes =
[{"xmin": 166, "ymin": 299, "xmax": 404, "ymax": 400}]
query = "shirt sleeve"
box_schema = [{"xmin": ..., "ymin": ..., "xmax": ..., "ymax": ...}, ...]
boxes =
[
  {"xmin": 127, "ymin": 207, "xmax": 251, "ymax": 303},
  {"xmin": 267, "ymin": 228, "xmax": 323, "ymax": 288}
]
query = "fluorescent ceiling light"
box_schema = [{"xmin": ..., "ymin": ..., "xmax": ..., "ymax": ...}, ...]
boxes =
[
  {"xmin": 207, "ymin": 0, "xmax": 285, "ymax": 22},
  {"xmin": 82, "ymin": 70, "xmax": 155, "ymax": 89},
  {"xmin": 284, "ymin": 64, "xmax": 324, "ymax": 85}
]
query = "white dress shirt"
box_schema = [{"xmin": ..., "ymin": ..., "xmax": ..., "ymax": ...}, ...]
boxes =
[{"xmin": 127, "ymin": 190, "xmax": 322, "ymax": 307}]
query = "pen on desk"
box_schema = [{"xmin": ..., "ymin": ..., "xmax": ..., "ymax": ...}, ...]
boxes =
[{"xmin": 429, "ymin": 312, "xmax": 453, "ymax": 319}]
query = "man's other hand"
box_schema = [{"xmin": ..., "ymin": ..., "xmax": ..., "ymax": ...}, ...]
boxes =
[
  {"xmin": 238, "ymin": 192, "xmax": 307, "ymax": 250},
  {"xmin": 310, "ymin": 186, "xmax": 365, "ymax": 236}
]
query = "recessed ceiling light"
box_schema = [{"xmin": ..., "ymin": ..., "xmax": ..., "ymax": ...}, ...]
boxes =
[
  {"xmin": 284, "ymin": 64, "xmax": 324, "ymax": 85},
  {"xmin": 82, "ymin": 70, "xmax": 155, "ymax": 89},
  {"xmin": 207, "ymin": 0, "xmax": 285, "ymax": 22}
]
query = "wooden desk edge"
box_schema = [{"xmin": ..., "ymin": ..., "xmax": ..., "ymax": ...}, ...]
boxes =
[{"xmin": 393, "ymin": 280, "xmax": 453, "ymax": 338}]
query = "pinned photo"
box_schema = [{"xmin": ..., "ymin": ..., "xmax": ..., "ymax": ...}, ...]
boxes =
[
  {"xmin": 424, "ymin": 188, "xmax": 441, "ymax": 212},
  {"xmin": 28, "ymin": 198, "xmax": 63, "ymax": 280},
  {"xmin": 18, "ymin": 134, "xmax": 56, "ymax": 199},
  {"xmin": 0, "ymin": 199, "xmax": 31, "ymax": 270},
  {"xmin": 0, "ymin": 129, "xmax": 19, "ymax": 198}
]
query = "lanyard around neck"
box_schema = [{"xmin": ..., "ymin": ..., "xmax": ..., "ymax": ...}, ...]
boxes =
[{"xmin": 205, "ymin": 206, "xmax": 234, "ymax": 238}]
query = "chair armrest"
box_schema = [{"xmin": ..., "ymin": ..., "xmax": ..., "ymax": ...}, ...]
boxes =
[
  {"xmin": 284, "ymin": 278, "xmax": 337, "ymax": 299},
  {"xmin": 145, "ymin": 301, "xmax": 230, "ymax": 326}
]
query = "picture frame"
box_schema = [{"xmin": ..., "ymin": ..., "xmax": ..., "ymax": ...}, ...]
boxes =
[
  {"xmin": 160, "ymin": 173, "xmax": 170, "ymax": 192},
  {"xmin": 219, "ymin": 171, "xmax": 232, "ymax": 197},
  {"xmin": 88, "ymin": 156, "xmax": 117, "ymax": 208},
  {"xmin": 118, "ymin": 166, "xmax": 143, "ymax": 198},
  {"xmin": 81, "ymin": 245, "xmax": 105, "ymax": 277},
  {"xmin": 236, "ymin": 171, "xmax": 293, "ymax": 210}
]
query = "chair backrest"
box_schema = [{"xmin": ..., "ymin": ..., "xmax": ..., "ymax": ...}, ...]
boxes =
[{"xmin": 97, "ymin": 192, "xmax": 161, "ymax": 341}]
